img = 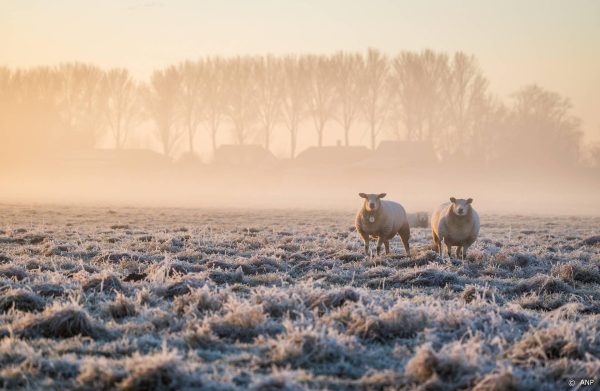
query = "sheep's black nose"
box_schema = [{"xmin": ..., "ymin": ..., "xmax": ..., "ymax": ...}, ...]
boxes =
[
  {"xmin": 458, "ymin": 208, "xmax": 463, "ymax": 214},
  {"xmin": 369, "ymin": 203, "xmax": 375, "ymax": 209}
]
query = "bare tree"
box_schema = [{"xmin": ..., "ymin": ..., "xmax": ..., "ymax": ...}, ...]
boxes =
[
  {"xmin": 281, "ymin": 55, "xmax": 308, "ymax": 158},
  {"xmin": 202, "ymin": 57, "xmax": 226, "ymax": 153},
  {"xmin": 20, "ymin": 68, "xmax": 64, "ymax": 148},
  {"xmin": 177, "ymin": 60, "xmax": 204, "ymax": 154},
  {"xmin": 467, "ymin": 96, "xmax": 508, "ymax": 163},
  {"xmin": 442, "ymin": 52, "xmax": 490, "ymax": 157},
  {"xmin": 331, "ymin": 52, "xmax": 364, "ymax": 146},
  {"xmin": 223, "ymin": 56, "xmax": 257, "ymax": 145},
  {"xmin": 497, "ymin": 85, "xmax": 582, "ymax": 168},
  {"xmin": 390, "ymin": 50, "xmax": 449, "ymax": 142},
  {"xmin": 0, "ymin": 67, "xmax": 11, "ymax": 105},
  {"xmin": 0, "ymin": 67, "xmax": 13, "ymax": 153},
  {"xmin": 254, "ymin": 55, "xmax": 283, "ymax": 151},
  {"xmin": 144, "ymin": 66, "xmax": 182, "ymax": 158},
  {"xmin": 587, "ymin": 142, "xmax": 600, "ymax": 169},
  {"xmin": 304, "ymin": 55, "xmax": 337, "ymax": 147},
  {"xmin": 101, "ymin": 68, "xmax": 141, "ymax": 149},
  {"xmin": 362, "ymin": 49, "xmax": 391, "ymax": 150},
  {"xmin": 58, "ymin": 63, "xmax": 105, "ymax": 148}
]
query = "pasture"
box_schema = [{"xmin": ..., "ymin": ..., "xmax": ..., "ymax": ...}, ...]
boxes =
[{"xmin": 0, "ymin": 205, "xmax": 599, "ymax": 390}]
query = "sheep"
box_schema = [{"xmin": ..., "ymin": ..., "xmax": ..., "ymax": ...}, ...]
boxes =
[
  {"xmin": 407, "ymin": 212, "xmax": 429, "ymax": 228},
  {"xmin": 431, "ymin": 197, "xmax": 480, "ymax": 259},
  {"xmin": 355, "ymin": 193, "xmax": 411, "ymax": 256}
]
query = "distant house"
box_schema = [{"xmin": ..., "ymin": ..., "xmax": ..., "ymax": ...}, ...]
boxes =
[
  {"xmin": 352, "ymin": 140, "xmax": 439, "ymax": 171},
  {"xmin": 377, "ymin": 140, "xmax": 438, "ymax": 164},
  {"xmin": 293, "ymin": 145, "xmax": 372, "ymax": 167},
  {"xmin": 212, "ymin": 144, "xmax": 278, "ymax": 168},
  {"xmin": 174, "ymin": 152, "xmax": 206, "ymax": 172}
]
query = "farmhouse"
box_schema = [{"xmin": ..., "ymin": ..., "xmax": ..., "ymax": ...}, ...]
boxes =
[
  {"xmin": 212, "ymin": 144, "xmax": 278, "ymax": 168},
  {"xmin": 352, "ymin": 140, "xmax": 439, "ymax": 173},
  {"xmin": 294, "ymin": 144, "xmax": 371, "ymax": 167}
]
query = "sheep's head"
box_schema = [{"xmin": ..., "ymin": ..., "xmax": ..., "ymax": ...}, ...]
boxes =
[
  {"xmin": 449, "ymin": 197, "xmax": 473, "ymax": 216},
  {"xmin": 359, "ymin": 193, "xmax": 386, "ymax": 212}
]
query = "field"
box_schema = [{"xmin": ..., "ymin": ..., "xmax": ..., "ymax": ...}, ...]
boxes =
[{"xmin": 0, "ymin": 204, "xmax": 599, "ymax": 390}]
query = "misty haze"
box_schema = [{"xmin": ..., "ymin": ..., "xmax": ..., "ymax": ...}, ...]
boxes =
[
  {"xmin": 1, "ymin": 50, "xmax": 599, "ymax": 214},
  {"xmin": 1, "ymin": 1, "xmax": 599, "ymax": 390}
]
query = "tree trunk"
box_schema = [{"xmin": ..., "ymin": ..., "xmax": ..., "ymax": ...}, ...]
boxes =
[
  {"xmin": 290, "ymin": 130, "xmax": 297, "ymax": 159},
  {"xmin": 115, "ymin": 124, "xmax": 122, "ymax": 149},
  {"xmin": 211, "ymin": 128, "xmax": 217, "ymax": 153},
  {"xmin": 344, "ymin": 125, "xmax": 350, "ymax": 146},
  {"xmin": 162, "ymin": 133, "xmax": 170, "ymax": 157},
  {"xmin": 188, "ymin": 127, "xmax": 194, "ymax": 154},
  {"xmin": 370, "ymin": 123, "xmax": 376, "ymax": 150},
  {"xmin": 317, "ymin": 126, "xmax": 324, "ymax": 147},
  {"xmin": 264, "ymin": 126, "xmax": 270, "ymax": 151}
]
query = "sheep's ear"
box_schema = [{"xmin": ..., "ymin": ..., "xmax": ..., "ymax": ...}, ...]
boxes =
[
  {"xmin": 358, "ymin": 193, "xmax": 367, "ymax": 198},
  {"xmin": 378, "ymin": 193, "xmax": 387, "ymax": 199},
  {"xmin": 466, "ymin": 198, "xmax": 473, "ymax": 204},
  {"xmin": 450, "ymin": 197, "xmax": 456, "ymax": 203}
]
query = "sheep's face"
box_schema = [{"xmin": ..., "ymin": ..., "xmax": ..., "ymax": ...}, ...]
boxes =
[
  {"xmin": 359, "ymin": 193, "xmax": 386, "ymax": 212},
  {"xmin": 450, "ymin": 197, "xmax": 473, "ymax": 217}
]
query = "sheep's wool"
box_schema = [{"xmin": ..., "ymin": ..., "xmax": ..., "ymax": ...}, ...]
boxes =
[{"xmin": 369, "ymin": 215, "xmax": 375, "ymax": 223}]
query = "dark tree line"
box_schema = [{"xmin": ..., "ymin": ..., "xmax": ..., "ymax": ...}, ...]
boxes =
[{"xmin": 0, "ymin": 49, "xmax": 593, "ymax": 169}]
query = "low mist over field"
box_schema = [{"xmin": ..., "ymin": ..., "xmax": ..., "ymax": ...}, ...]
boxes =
[{"xmin": 0, "ymin": 50, "xmax": 599, "ymax": 214}]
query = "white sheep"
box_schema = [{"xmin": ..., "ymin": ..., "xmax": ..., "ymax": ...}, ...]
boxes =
[
  {"xmin": 431, "ymin": 197, "xmax": 480, "ymax": 259},
  {"xmin": 355, "ymin": 193, "xmax": 411, "ymax": 256}
]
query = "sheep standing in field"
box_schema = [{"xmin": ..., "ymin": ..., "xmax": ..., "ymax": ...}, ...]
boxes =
[
  {"xmin": 431, "ymin": 197, "xmax": 480, "ymax": 259},
  {"xmin": 355, "ymin": 193, "xmax": 411, "ymax": 256},
  {"xmin": 407, "ymin": 212, "xmax": 429, "ymax": 228}
]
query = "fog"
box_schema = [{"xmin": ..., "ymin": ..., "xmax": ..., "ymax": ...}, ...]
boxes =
[{"xmin": 1, "ymin": 51, "xmax": 599, "ymax": 215}]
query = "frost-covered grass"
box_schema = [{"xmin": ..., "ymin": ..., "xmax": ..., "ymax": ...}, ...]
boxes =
[{"xmin": 0, "ymin": 205, "xmax": 599, "ymax": 390}]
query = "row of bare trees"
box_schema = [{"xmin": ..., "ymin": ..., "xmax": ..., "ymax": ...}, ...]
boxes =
[
  {"xmin": 0, "ymin": 49, "xmax": 591, "ymax": 168},
  {"xmin": 0, "ymin": 64, "xmax": 141, "ymax": 158}
]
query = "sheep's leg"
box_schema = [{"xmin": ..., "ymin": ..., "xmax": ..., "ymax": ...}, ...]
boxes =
[
  {"xmin": 399, "ymin": 224, "xmax": 411, "ymax": 257},
  {"xmin": 446, "ymin": 244, "xmax": 452, "ymax": 258},
  {"xmin": 456, "ymin": 246, "xmax": 463, "ymax": 259},
  {"xmin": 358, "ymin": 230, "xmax": 370, "ymax": 255},
  {"xmin": 384, "ymin": 240, "xmax": 390, "ymax": 255},
  {"xmin": 376, "ymin": 237, "xmax": 384, "ymax": 255},
  {"xmin": 463, "ymin": 245, "xmax": 469, "ymax": 260},
  {"xmin": 432, "ymin": 231, "xmax": 441, "ymax": 255}
]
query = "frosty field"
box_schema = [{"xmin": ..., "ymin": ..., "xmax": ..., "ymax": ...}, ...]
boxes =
[{"xmin": 0, "ymin": 205, "xmax": 599, "ymax": 390}]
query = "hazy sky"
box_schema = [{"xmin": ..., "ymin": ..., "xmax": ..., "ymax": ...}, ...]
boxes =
[{"xmin": 2, "ymin": 0, "xmax": 599, "ymax": 141}]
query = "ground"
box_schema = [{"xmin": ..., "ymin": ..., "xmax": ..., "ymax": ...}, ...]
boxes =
[{"xmin": 0, "ymin": 205, "xmax": 599, "ymax": 390}]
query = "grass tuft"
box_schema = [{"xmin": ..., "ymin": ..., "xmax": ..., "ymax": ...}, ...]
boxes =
[
  {"xmin": 551, "ymin": 261, "xmax": 600, "ymax": 284},
  {"xmin": 0, "ymin": 289, "xmax": 45, "ymax": 313},
  {"xmin": 13, "ymin": 305, "xmax": 112, "ymax": 340},
  {"xmin": 347, "ymin": 302, "xmax": 428, "ymax": 341},
  {"xmin": 118, "ymin": 350, "xmax": 192, "ymax": 391}
]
